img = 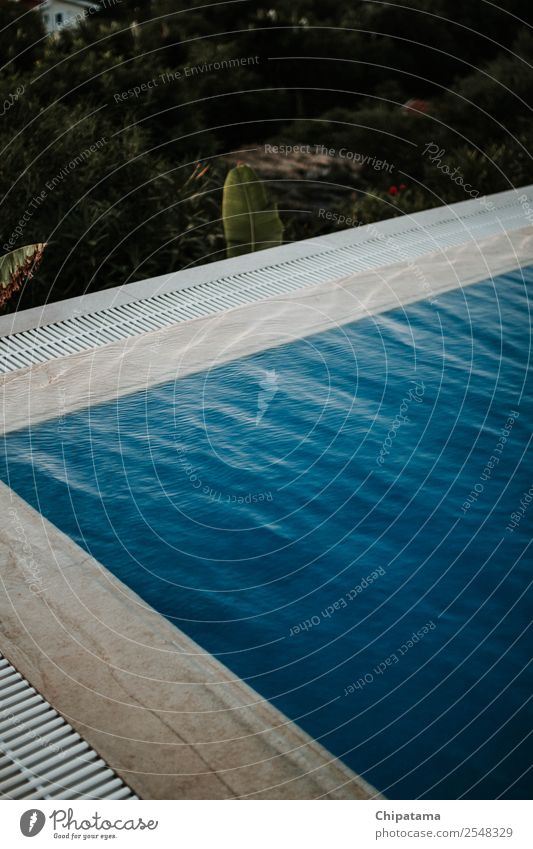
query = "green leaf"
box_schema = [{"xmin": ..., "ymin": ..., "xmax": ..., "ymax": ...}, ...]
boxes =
[
  {"xmin": 222, "ymin": 164, "xmax": 283, "ymax": 258},
  {"xmin": 0, "ymin": 243, "xmax": 46, "ymax": 308}
]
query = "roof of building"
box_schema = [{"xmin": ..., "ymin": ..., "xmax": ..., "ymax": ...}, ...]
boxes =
[{"xmin": 35, "ymin": 0, "xmax": 98, "ymax": 9}]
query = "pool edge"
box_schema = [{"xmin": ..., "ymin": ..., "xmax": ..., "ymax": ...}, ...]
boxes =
[
  {"xmin": 0, "ymin": 480, "xmax": 383, "ymax": 800},
  {"xmin": 2, "ymin": 224, "xmax": 533, "ymax": 436}
]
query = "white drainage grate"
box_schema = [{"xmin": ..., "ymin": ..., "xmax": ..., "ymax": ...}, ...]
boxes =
[
  {"xmin": 0, "ymin": 653, "xmax": 137, "ymax": 800},
  {"xmin": 1, "ymin": 190, "xmax": 531, "ymax": 374}
]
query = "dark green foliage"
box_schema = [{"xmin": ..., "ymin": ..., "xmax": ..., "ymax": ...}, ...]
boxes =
[
  {"xmin": 0, "ymin": 243, "xmax": 46, "ymax": 307},
  {"xmin": 0, "ymin": 0, "xmax": 531, "ymax": 312},
  {"xmin": 222, "ymin": 165, "xmax": 283, "ymax": 257}
]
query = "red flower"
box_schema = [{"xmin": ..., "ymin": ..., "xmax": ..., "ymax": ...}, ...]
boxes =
[
  {"xmin": 399, "ymin": 183, "xmax": 407, "ymax": 190},
  {"xmin": 388, "ymin": 185, "xmax": 398, "ymax": 195}
]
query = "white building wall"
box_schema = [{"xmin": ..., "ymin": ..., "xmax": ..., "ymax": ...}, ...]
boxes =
[{"xmin": 39, "ymin": 0, "xmax": 96, "ymax": 34}]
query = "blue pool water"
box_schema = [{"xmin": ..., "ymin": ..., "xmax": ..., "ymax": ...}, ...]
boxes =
[{"xmin": 1, "ymin": 267, "xmax": 532, "ymax": 799}]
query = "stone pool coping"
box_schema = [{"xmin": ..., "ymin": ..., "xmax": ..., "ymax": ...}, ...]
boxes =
[
  {"xmin": 0, "ymin": 481, "xmax": 382, "ymax": 799},
  {"xmin": 1, "ymin": 184, "xmax": 530, "ymax": 339},
  {"xmin": 2, "ymin": 224, "xmax": 533, "ymax": 435}
]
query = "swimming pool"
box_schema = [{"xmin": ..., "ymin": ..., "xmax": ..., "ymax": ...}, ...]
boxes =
[{"xmin": 1, "ymin": 265, "xmax": 531, "ymax": 799}]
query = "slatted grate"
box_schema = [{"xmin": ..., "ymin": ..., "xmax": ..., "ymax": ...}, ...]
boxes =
[
  {"xmin": 0, "ymin": 653, "xmax": 137, "ymax": 800},
  {"xmin": 1, "ymin": 190, "xmax": 531, "ymax": 374}
]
